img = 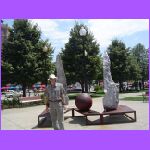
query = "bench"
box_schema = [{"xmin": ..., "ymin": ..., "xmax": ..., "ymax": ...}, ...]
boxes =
[
  {"xmin": 19, "ymin": 96, "xmax": 42, "ymax": 106},
  {"xmin": 100, "ymin": 105, "xmax": 136, "ymax": 124},
  {"xmin": 38, "ymin": 105, "xmax": 136, "ymax": 126},
  {"xmin": 71, "ymin": 105, "xmax": 136, "ymax": 125},
  {"xmin": 38, "ymin": 108, "xmax": 74, "ymax": 127},
  {"xmin": 38, "ymin": 109, "xmax": 51, "ymax": 127},
  {"xmin": 38, "ymin": 108, "xmax": 100, "ymax": 126},
  {"xmin": 72, "ymin": 108, "xmax": 100, "ymax": 125}
]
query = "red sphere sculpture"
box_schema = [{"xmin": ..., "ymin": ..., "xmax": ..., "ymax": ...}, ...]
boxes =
[{"xmin": 75, "ymin": 93, "xmax": 92, "ymax": 111}]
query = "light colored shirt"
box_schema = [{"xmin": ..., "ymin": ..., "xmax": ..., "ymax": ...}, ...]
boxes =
[{"xmin": 45, "ymin": 82, "xmax": 65, "ymax": 104}]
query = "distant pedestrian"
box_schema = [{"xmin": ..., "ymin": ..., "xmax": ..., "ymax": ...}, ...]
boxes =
[
  {"xmin": 139, "ymin": 81, "xmax": 142, "ymax": 90},
  {"xmin": 34, "ymin": 88, "xmax": 37, "ymax": 96}
]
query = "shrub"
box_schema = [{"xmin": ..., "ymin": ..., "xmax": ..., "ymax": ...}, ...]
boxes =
[
  {"xmin": 2, "ymin": 95, "xmax": 20, "ymax": 108},
  {"xmin": 2, "ymin": 98, "xmax": 9, "ymax": 106},
  {"xmin": 94, "ymin": 85, "xmax": 100, "ymax": 92},
  {"xmin": 12, "ymin": 97, "xmax": 20, "ymax": 106},
  {"xmin": 41, "ymin": 94, "xmax": 48, "ymax": 104}
]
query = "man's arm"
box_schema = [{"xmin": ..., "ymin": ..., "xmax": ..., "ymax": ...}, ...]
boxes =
[
  {"xmin": 60, "ymin": 85, "xmax": 68, "ymax": 105},
  {"xmin": 44, "ymin": 87, "xmax": 49, "ymax": 111},
  {"xmin": 61, "ymin": 91, "xmax": 66, "ymax": 105}
]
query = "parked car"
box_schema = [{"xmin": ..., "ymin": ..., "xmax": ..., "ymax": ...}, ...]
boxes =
[
  {"xmin": 5, "ymin": 91, "xmax": 22, "ymax": 98},
  {"xmin": 38, "ymin": 88, "xmax": 45, "ymax": 92},
  {"xmin": 7, "ymin": 90, "xmax": 15, "ymax": 93}
]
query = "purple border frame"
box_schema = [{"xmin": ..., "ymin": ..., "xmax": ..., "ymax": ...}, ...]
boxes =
[
  {"xmin": 0, "ymin": 0, "xmax": 150, "ymax": 149},
  {"xmin": 0, "ymin": 15, "xmax": 1, "ymax": 130}
]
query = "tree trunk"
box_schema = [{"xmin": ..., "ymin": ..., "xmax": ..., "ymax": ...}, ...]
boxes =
[
  {"xmin": 88, "ymin": 83, "xmax": 91, "ymax": 92},
  {"xmin": 85, "ymin": 80, "xmax": 88, "ymax": 93},
  {"xmin": 142, "ymin": 79, "xmax": 145, "ymax": 90},
  {"xmin": 22, "ymin": 84, "xmax": 27, "ymax": 97},
  {"xmin": 80, "ymin": 80, "xmax": 84, "ymax": 93},
  {"xmin": 119, "ymin": 81, "xmax": 123, "ymax": 92},
  {"xmin": 127, "ymin": 82, "xmax": 129, "ymax": 91}
]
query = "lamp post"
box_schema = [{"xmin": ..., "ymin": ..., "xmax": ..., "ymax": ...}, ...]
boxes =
[
  {"xmin": 43, "ymin": 46, "xmax": 48, "ymax": 86},
  {"xmin": 79, "ymin": 26, "xmax": 88, "ymax": 93}
]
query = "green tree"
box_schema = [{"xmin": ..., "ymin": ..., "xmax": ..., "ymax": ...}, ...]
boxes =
[
  {"xmin": 2, "ymin": 20, "xmax": 54, "ymax": 96},
  {"xmin": 62, "ymin": 23, "xmax": 102, "ymax": 93},
  {"xmin": 107, "ymin": 39, "xmax": 130, "ymax": 92},
  {"xmin": 131, "ymin": 43, "xmax": 148, "ymax": 89},
  {"xmin": 127, "ymin": 54, "xmax": 141, "ymax": 81}
]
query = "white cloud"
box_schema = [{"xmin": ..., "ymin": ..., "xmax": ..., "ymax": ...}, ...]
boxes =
[
  {"xmin": 29, "ymin": 19, "xmax": 149, "ymax": 60},
  {"xmin": 88, "ymin": 19, "xmax": 149, "ymax": 49},
  {"xmin": 29, "ymin": 19, "xmax": 70, "ymax": 61}
]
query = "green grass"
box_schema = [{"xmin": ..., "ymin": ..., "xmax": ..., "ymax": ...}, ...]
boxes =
[
  {"xmin": 121, "ymin": 96, "xmax": 144, "ymax": 101},
  {"xmin": 95, "ymin": 90, "xmax": 105, "ymax": 94},
  {"xmin": 67, "ymin": 93, "xmax": 80, "ymax": 100},
  {"xmin": 67, "ymin": 92, "xmax": 104, "ymax": 100},
  {"xmin": 68, "ymin": 91, "xmax": 148, "ymax": 101},
  {"xmin": 90, "ymin": 93, "xmax": 105, "ymax": 98},
  {"xmin": 120, "ymin": 89, "xmax": 149, "ymax": 93}
]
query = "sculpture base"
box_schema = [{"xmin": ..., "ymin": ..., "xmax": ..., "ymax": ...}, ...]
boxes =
[{"xmin": 104, "ymin": 107, "xmax": 117, "ymax": 112}]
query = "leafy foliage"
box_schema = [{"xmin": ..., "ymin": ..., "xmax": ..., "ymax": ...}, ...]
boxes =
[
  {"xmin": 131, "ymin": 43, "xmax": 148, "ymax": 89},
  {"xmin": 107, "ymin": 39, "xmax": 144, "ymax": 91},
  {"xmin": 2, "ymin": 20, "xmax": 54, "ymax": 96},
  {"xmin": 62, "ymin": 23, "xmax": 102, "ymax": 92},
  {"xmin": 107, "ymin": 40, "xmax": 130, "ymax": 82}
]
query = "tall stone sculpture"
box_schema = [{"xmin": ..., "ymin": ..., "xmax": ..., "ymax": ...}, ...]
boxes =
[
  {"xmin": 103, "ymin": 51, "xmax": 119, "ymax": 111},
  {"xmin": 56, "ymin": 54, "xmax": 69, "ymax": 105}
]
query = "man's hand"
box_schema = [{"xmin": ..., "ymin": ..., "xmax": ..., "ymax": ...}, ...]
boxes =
[
  {"xmin": 63, "ymin": 105, "xmax": 68, "ymax": 110},
  {"xmin": 45, "ymin": 105, "xmax": 49, "ymax": 112}
]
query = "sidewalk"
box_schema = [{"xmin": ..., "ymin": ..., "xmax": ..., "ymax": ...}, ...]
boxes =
[{"xmin": 1, "ymin": 92, "xmax": 149, "ymax": 130}]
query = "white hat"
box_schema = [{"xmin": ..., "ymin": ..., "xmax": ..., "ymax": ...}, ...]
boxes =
[{"xmin": 48, "ymin": 74, "xmax": 57, "ymax": 80}]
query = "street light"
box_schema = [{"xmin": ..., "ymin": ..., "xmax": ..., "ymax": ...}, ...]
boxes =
[
  {"xmin": 79, "ymin": 26, "xmax": 88, "ymax": 93},
  {"xmin": 43, "ymin": 46, "xmax": 48, "ymax": 86},
  {"xmin": 79, "ymin": 26, "xmax": 86, "ymax": 36},
  {"xmin": 79, "ymin": 27, "xmax": 88, "ymax": 56},
  {"xmin": 43, "ymin": 46, "xmax": 48, "ymax": 52},
  {"xmin": 84, "ymin": 50, "xmax": 88, "ymax": 56}
]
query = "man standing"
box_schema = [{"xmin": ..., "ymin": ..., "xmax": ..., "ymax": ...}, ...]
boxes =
[{"xmin": 45, "ymin": 74, "xmax": 66, "ymax": 130}]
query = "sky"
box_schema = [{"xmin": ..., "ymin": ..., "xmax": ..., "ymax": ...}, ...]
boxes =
[{"xmin": 3, "ymin": 19, "xmax": 149, "ymax": 62}]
